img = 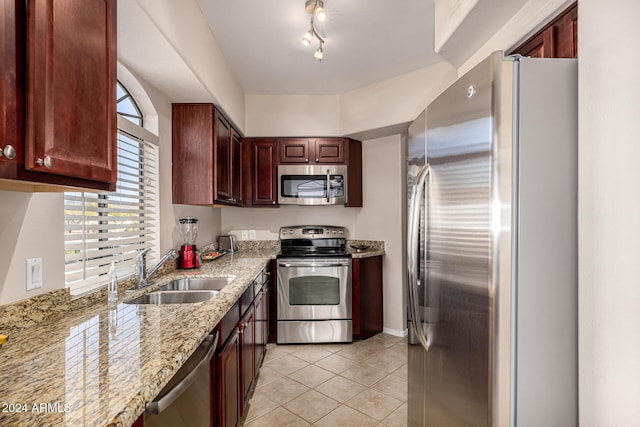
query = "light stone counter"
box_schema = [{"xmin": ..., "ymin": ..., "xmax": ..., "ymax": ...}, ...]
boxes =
[{"xmin": 0, "ymin": 250, "xmax": 275, "ymax": 427}]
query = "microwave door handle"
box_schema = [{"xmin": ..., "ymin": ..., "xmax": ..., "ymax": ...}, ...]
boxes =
[{"xmin": 326, "ymin": 169, "xmax": 331, "ymax": 203}]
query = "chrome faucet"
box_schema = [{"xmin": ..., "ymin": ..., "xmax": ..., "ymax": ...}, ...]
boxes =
[{"xmin": 135, "ymin": 248, "xmax": 179, "ymax": 288}]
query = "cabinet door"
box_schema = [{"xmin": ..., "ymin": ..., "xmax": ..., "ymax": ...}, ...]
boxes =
[
  {"xmin": 239, "ymin": 304, "xmax": 255, "ymax": 417},
  {"xmin": 0, "ymin": 0, "xmax": 25, "ymax": 176},
  {"xmin": 214, "ymin": 111, "xmax": 231, "ymax": 202},
  {"xmin": 254, "ymin": 286, "xmax": 268, "ymax": 371},
  {"xmin": 352, "ymin": 256, "xmax": 383, "ymax": 340},
  {"xmin": 216, "ymin": 329, "xmax": 240, "ymax": 427},
  {"xmin": 313, "ymin": 139, "xmax": 345, "ymax": 163},
  {"xmin": 25, "ymin": 0, "xmax": 117, "ymax": 183},
  {"xmin": 510, "ymin": 2, "xmax": 577, "ymax": 59},
  {"xmin": 172, "ymin": 104, "xmax": 214, "ymax": 205},
  {"xmin": 279, "ymin": 139, "xmax": 311, "ymax": 163},
  {"xmin": 252, "ymin": 140, "xmax": 278, "ymax": 206},
  {"xmin": 268, "ymin": 260, "xmax": 277, "ymax": 343},
  {"xmin": 230, "ymin": 130, "xmax": 242, "ymax": 205}
]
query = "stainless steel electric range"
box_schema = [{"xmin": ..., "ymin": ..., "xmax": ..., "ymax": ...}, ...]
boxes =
[{"xmin": 276, "ymin": 225, "xmax": 353, "ymax": 344}]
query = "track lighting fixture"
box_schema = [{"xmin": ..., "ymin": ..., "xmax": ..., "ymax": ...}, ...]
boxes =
[{"xmin": 302, "ymin": 0, "xmax": 327, "ymax": 61}]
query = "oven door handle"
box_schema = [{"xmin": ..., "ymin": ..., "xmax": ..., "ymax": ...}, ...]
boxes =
[{"xmin": 278, "ymin": 262, "xmax": 350, "ymax": 268}]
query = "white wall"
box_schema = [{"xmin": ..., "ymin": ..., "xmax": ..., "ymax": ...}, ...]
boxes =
[
  {"xmin": 221, "ymin": 206, "xmax": 358, "ymax": 239},
  {"xmin": 340, "ymin": 62, "xmax": 457, "ymax": 135},
  {"xmin": 354, "ymin": 135, "xmax": 406, "ymax": 334},
  {"xmin": 578, "ymin": 1, "xmax": 640, "ymax": 425},
  {"xmin": 0, "ymin": 192, "xmax": 64, "ymax": 303},
  {"xmin": 244, "ymin": 95, "xmax": 341, "ymax": 137},
  {"xmin": 245, "ymin": 62, "xmax": 457, "ymax": 138},
  {"xmin": 134, "ymin": 0, "xmax": 246, "ymax": 131}
]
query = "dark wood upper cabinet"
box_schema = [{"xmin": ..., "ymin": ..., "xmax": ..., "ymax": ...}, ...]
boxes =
[
  {"xmin": 279, "ymin": 138, "xmax": 346, "ymax": 164},
  {"xmin": 243, "ymin": 137, "xmax": 362, "ymax": 207},
  {"xmin": 0, "ymin": 0, "xmax": 117, "ymax": 191},
  {"xmin": 0, "ymin": 0, "xmax": 25, "ymax": 176},
  {"xmin": 510, "ymin": 2, "xmax": 577, "ymax": 59},
  {"xmin": 172, "ymin": 103, "xmax": 242, "ymax": 206},
  {"xmin": 25, "ymin": 0, "xmax": 117, "ymax": 182},
  {"xmin": 214, "ymin": 111, "xmax": 232, "ymax": 202},
  {"xmin": 231, "ymin": 131, "xmax": 243, "ymax": 204},
  {"xmin": 314, "ymin": 138, "xmax": 345, "ymax": 163},
  {"xmin": 251, "ymin": 139, "xmax": 278, "ymax": 206},
  {"xmin": 279, "ymin": 138, "xmax": 311, "ymax": 163}
]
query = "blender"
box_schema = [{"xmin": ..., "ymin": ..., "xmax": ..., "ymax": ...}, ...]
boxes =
[{"xmin": 178, "ymin": 217, "xmax": 200, "ymax": 269}]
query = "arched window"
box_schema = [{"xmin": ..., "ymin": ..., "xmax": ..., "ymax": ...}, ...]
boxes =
[
  {"xmin": 116, "ymin": 81, "xmax": 143, "ymax": 126},
  {"xmin": 64, "ymin": 82, "xmax": 159, "ymax": 295}
]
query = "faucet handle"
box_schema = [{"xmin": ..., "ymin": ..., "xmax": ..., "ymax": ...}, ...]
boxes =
[{"xmin": 136, "ymin": 248, "xmax": 152, "ymax": 260}]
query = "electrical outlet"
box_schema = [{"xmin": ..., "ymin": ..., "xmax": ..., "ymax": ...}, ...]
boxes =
[
  {"xmin": 249, "ymin": 230, "xmax": 256, "ymax": 240},
  {"xmin": 241, "ymin": 230, "xmax": 248, "ymax": 240},
  {"xmin": 26, "ymin": 258, "xmax": 43, "ymax": 291}
]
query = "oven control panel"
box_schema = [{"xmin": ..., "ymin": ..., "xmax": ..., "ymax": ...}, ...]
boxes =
[{"xmin": 279, "ymin": 225, "xmax": 347, "ymax": 240}]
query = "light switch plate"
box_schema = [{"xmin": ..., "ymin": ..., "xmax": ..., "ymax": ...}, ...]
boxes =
[
  {"xmin": 249, "ymin": 230, "xmax": 256, "ymax": 240},
  {"xmin": 26, "ymin": 258, "xmax": 43, "ymax": 291},
  {"xmin": 241, "ymin": 230, "xmax": 248, "ymax": 240}
]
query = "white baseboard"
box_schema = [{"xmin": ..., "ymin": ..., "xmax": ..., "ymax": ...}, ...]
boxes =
[{"xmin": 382, "ymin": 327, "xmax": 408, "ymax": 337}]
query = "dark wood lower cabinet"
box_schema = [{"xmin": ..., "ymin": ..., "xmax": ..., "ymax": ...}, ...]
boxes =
[
  {"xmin": 239, "ymin": 304, "xmax": 255, "ymax": 418},
  {"xmin": 254, "ymin": 287, "xmax": 268, "ymax": 370},
  {"xmin": 216, "ymin": 328, "xmax": 240, "ymax": 427},
  {"xmin": 268, "ymin": 260, "xmax": 277, "ymax": 343},
  {"xmin": 213, "ymin": 267, "xmax": 270, "ymax": 427},
  {"xmin": 352, "ymin": 256, "xmax": 384, "ymax": 340}
]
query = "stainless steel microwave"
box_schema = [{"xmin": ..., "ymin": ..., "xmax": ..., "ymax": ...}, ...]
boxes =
[{"xmin": 278, "ymin": 164, "xmax": 347, "ymax": 205}]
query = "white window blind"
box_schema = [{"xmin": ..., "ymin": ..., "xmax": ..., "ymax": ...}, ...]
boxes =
[{"xmin": 64, "ymin": 116, "xmax": 159, "ymax": 295}]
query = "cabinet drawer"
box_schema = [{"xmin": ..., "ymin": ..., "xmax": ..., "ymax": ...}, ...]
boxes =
[
  {"xmin": 241, "ymin": 286, "xmax": 254, "ymax": 315},
  {"xmin": 218, "ymin": 301, "xmax": 240, "ymax": 347}
]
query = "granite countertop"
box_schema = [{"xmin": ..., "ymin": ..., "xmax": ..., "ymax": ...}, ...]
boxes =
[
  {"xmin": 0, "ymin": 250, "xmax": 274, "ymax": 427},
  {"xmin": 346, "ymin": 240, "xmax": 385, "ymax": 258}
]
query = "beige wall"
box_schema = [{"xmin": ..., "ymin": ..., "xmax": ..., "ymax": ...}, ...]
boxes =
[
  {"xmin": 244, "ymin": 95, "xmax": 341, "ymax": 137},
  {"xmin": 245, "ymin": 62, "xmax": 457, "ymax": 138},
  {"xmin": 354, "ymin": 135, "xmax": 406, "ymax": 335},
  {"xmin": 578, "ymin": 0, "xmax": 640, "ymax": 424},
  {"xmin": 0, "ymin": 192, "xmax": 65, "ymax": 303},
  {"xmin": 134, "ymin": 0, "xmax": 246, "ymax": 132}
]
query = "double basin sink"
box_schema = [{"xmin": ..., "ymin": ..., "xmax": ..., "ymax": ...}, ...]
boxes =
[{"xmin": 126, "ymin": 277, "xmax": 234, "ymax": 305}]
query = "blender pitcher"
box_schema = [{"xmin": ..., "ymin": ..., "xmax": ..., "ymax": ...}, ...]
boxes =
[{"xmin": 178, "ymin": 217, "xmax": 200, "ymax": 269}]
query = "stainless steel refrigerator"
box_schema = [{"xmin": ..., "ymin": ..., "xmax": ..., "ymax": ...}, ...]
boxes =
[{"xmin": 407, "ymin": 52, "xmax": 578, "ymax": 427}]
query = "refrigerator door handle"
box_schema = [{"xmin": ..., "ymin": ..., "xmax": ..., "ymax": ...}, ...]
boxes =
[{"xmin": 408, "ymin": 164, "xmax": 431, "ymax": 352}]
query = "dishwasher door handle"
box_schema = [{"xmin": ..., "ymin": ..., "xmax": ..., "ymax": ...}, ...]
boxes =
[{"xmin": 146, "ymin": 331, "xmax": 219, "ymax": 414}]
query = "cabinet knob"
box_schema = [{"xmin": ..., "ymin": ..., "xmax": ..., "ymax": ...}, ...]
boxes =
[
  {"xmin": 305, "ymin": 158, "xmax": 308, "ymax": 162},
  {"xmin": 36, "ymin": 155, "xmax": 53, "ymax": 168},
  {"xmin": 272, "ymin": 200, "xmax": 276, "ymax": 205},
  {"xmin": 316, "ymin": 158, "xmax": 319, "ymax": 162},
  {"xmin": 0, "ymin": 145, "xmax": 16, "ymax": 160}
]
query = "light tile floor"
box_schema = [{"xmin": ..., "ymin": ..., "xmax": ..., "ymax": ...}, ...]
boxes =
[{"xmin": 241, "ymin": 333, "xmax": 408, "ymax": 427}]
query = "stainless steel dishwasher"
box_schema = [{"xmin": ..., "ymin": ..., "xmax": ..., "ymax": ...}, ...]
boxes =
[{"xmin": 144, "ymin": 332, "xmax": 218, "ymax": 427}]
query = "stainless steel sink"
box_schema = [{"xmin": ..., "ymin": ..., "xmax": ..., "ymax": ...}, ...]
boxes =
[
  {"xmin": 157, "ymin": 277, "xmax": 235, "ymax": 292},
  {"xmin": 126, "ymin": 290, "xmax": 218, "ymax": 305}
]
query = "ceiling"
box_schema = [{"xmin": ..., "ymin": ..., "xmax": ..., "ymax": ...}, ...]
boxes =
[{"xmin": 195, "ymin": 0, "xmax": 444, "ymax": 95}]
